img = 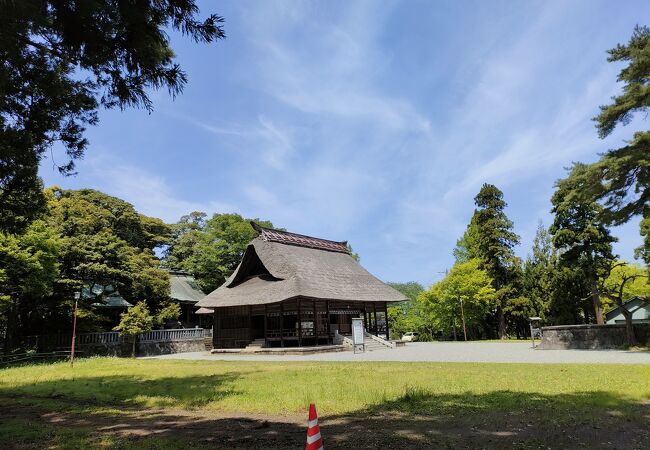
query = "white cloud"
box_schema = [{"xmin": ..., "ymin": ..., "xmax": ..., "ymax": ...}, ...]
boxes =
[{"xmin": 80, "ymin": 154, "xmax": 236, "ymax": 223}]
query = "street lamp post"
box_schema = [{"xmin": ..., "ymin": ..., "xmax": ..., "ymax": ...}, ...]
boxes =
[
  {"xmin": 459, "ymin": 298, "xmax": 468, "ymax": 341},
  {"xmin": 70, "ymin": 291, "xmax": 80, "ymax": 367}
]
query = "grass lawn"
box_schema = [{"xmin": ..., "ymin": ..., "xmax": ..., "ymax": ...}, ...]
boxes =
[{"xmin": 1, "ymin": 358, "xmax": 649, "ymax": 449}]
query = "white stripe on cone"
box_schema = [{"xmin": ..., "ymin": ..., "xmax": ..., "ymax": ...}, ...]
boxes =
[{"xmin": 307, "ymin": 432, "xmax": 322, "ymax": 444}]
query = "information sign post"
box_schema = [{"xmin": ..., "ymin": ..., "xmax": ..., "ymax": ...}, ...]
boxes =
[{"xmin": 352, "ymin": 317, "xmax": 365, "ymax": 354}]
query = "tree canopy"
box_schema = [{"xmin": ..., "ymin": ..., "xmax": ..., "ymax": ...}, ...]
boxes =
[
  {"xmin": 550, "ymin": 165, "xmax": 617, "ymax": 324},
  {"xmin": 387, "ymin": 282, "xmax": 428, "ymax": 339},
  {"xmin": 469, "ymin": 183, "xmax": 521, "ymax": 338},
  {"xmin": 521, "ymin": 222, "xmax": 556, "ymax": 321},
  {"xmin": 419, "ymin": 259, "xmax": 495, "ymax": 339},
  {"xmin": 114, "ymin": 301, "xmax": 154, "ymax": 357},
  {"xmin": 559, "ymin": 25, "xmax": 650, "ymax": 268},
  {"xmin": 45, "ymin": 187, "xmax": 171, "ymax": 306},
  {"xmin": 0, "ymin": 187, "xmax": 173, "ymax": 348},
  {"xmin": 0, "ymin": 0, "xmax": 225, "ymax": 233},
  {"xmin": 0, "ymin": 220, "xmax": 60, "ymax": 349},
  {"xmin": 164, "ymin": 213, "xmax": 276, "ymax": 293}
]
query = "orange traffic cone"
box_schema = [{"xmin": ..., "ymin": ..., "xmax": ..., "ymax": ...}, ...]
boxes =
[{"xmin": 305, "ymin": 403, "xmax": 324, "ymax": 450}]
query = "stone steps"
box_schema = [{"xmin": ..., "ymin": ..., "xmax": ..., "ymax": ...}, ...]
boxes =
[
  {"xmin": 203, "ymin": 337, "xmax": 213, "ymax": 351},
  {"xmin": 363, "ymin": 339, "xmax": 388, "ymax": 351},
  {"xmin": 242, "ymin": 338, "xmax": 266, "ymax": 352}
]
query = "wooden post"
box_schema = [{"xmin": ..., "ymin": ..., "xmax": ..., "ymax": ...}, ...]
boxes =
[
  {"xmin": 298, "ymin": 298, "xmax": 302, "ymax": 347},
  {"xmin": 280, "ymin": 302, "xmax": 284, "ymax": 348},
  {"xmin": 248, "ymin": 305, "xmax": 252, "ymax": 341},
  {"xmin": 326, "ymin": 300, "xmax": 331, "ymax": 344},
  {"xmin": 373, "ymin": 303, "xmax": 378, "ymax": 335},
  {"xmin": 313, "ymin": 300, "xmax": 319, "ymax": 346},
  {"xmin": 70, "ymin": 293, "xmax": 79, "ymax": 367},
  {"xmin": 460, "ymin": 298, "xmax": 467, "ymax": 341},
  {"xmin": 384, "ymin": 302, "xmax": 390, "ymax": 340},
  {"xmin": 212, "ymin": 309, "xmax": 218, "ymax": 349},
  {"xmin": 264, "ymin": 304, "xmax": 268, "ymax": 344}
]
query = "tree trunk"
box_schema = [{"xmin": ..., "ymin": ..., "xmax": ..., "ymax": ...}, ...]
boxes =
[
  {"xmin": 131, "ymin": 337, "xmax": 136, "ymax": 358},
  {"xmin": 4, "ymin": 298, "xmax": 17, "ymax": 354},
  {"xmin": 589, "ymin": 279, "xmax": 604, "ymax": 325},
  {"xmin": 620, "ymin": 308, "xmax": 637, "ymax": 346},
  {"xmin": 497, "ymin": 305, "xmax": 506, "ymax": 339}
]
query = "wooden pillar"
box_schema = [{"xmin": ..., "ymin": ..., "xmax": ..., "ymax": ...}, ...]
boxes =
[
  {"xmin": 280, "ymin": 302, "xmax": 284, "ymax": 348},
  {"xmin": 384, "ymin": 302, "xmax": 390, "ymax": 340},
  {"xmin": 212, "ymin": 310, "xmax": 218, "ymax": 348},
  {"xmin": 313, "ymin": 300, "xmax": 319, "ymax": 345},
  {"xmin": 326, "ymin": 300, "xmax": 331, "ymax": 344},
  {"xmin": 264, "ymin": 304, "xmax": 268, "ymax": 343},
  {"xmin": 298, "ymin": 298, "xmax": 302, "ymax": 347},
  {"xmin": 373, "ymin": 303, "xmax": 378, "ymax": 335},
  {"xmin": 248, "ymin": 305, "xmax": 252, "ymax": 341}
]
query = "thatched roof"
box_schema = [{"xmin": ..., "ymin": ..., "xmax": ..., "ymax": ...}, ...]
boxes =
[
  {"xmin": 169, "ymin": 271, "xmax": 205, "ymax": 304},
  {"xmin": 197, "ymin": 225, "xmax": 407, "ymax": 308},
  {"xmin": 195, "ymin": 307, "xmax": 214, "ymax": 314}
]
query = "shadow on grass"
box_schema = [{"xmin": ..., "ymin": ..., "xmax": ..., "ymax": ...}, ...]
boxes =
[
  {"xmin": 0, "ymin": 372, "xmax": 243, "ymax": 409},
  {"xmin": 1, "ymin": 380, "xmax": 649, "ymax": 449}
]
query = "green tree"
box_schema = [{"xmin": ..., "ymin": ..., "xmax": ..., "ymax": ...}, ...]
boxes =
[
  {"xmin": 545, "ymin": 266, "xmax": 591, "ymax": 325},
  {"xmin": 164, "ymin": 212, "xmax": 207, "ymax": 270},
  {"xmin": 387, "ymin": 282, "xmax": 428, "ymax": 339},
  {"xmin": 521, "ymin": 221, "xmax": 557, "ymax": 321},
  {"xmin": 601, "ymin": 261, "xmax": 650, "ymax": 345},
  {"xmin": 419, "ymin": 259, "xmax": 495, "ymax": 339},
  {"xmin": 114, "ymin": 301, "xmax": 154, "ymax": 357},
  {"xmin": 0, "ymin": 220, "xmax": 60, "ymax": 351},
  {"xmin": 603, "ymin": 262, "xmax": 650, "ymax": 302},
  {"xmin": 154, "ymin": 301, "xmax": 182, "ymax": 328},
  {"xmin": 470, "ymin": 183, "xmax": 521, "ymax": 338},
  {"xmin": 0, "ymin": 1, "xmax": 225, "ymax": 233},
  {"xmin": 166, "ymin": 213, "xmax": 276, "ymax": 292},
  {"xmin": 45, "ymin": 188, "xmax": 171, "ymax": 330},
  {"xmin": 550, "ymin": 166, "xmax": 617, "ymax": 325},
  {"xmin": 560, "ymin": 26, "xmax": 650, "ymax": 267},
  {"xmin": 453, "ymin": 220, "xmax": 480, "ymax": 264}
]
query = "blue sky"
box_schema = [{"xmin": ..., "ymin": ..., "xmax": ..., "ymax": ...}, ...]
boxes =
[{"xmin": 41, "ymin": 0, "xmax": 647, "ymax": 287}]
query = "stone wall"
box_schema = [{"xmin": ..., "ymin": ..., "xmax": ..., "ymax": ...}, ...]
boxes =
[
  {"xmin": 137, "ymin": 339, "xmax": 205, "ymax": 356},
  {"xmin": 70, "ymin": 339, "xmax": 206, "ymax": 357},
  {"xmin": 538, "ymin": 323, "xmax": 650, "ymax": 350}
]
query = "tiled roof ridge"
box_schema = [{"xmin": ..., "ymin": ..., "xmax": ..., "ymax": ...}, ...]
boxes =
[{"xmin": 250, "ymin": 222, "xmax": 350, "ymax": 254}]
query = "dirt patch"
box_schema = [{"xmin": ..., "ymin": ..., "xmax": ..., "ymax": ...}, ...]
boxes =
[{"xmin": 1, "ymin": 398, "xmax": 649, "ymax": 449}]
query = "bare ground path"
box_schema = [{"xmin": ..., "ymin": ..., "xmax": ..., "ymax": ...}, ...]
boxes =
[
  {"xmin": 145, "ymin": 342, "xmax": 650, "ymax": 364},
  {"xmin": 2, "ymin": 395, "xmax": 649, "ymax": 449}
]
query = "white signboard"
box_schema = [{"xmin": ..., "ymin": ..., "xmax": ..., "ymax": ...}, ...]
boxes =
[{"xmin": 352, "ymin": 318, "xmax": 364, "ymax": 345}]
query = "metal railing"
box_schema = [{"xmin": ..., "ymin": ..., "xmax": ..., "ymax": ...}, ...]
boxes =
[{"xmin": 0, "ymin": 351, "xmax": 74, "ymax": 367}]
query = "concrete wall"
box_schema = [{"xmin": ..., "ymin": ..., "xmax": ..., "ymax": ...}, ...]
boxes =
[{"xmin": 538, "ymin": 324, "xmax": 650, "ymax": 349}]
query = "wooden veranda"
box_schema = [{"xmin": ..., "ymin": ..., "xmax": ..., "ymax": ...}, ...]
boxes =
[{"xmin": 212, "ymin": 299, "xmax": 389, "ymax": 349}]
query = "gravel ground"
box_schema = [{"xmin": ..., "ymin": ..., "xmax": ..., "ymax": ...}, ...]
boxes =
[{"xmin": 143, "ymin": 342, "xmax": 650, "ymax": 364}]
